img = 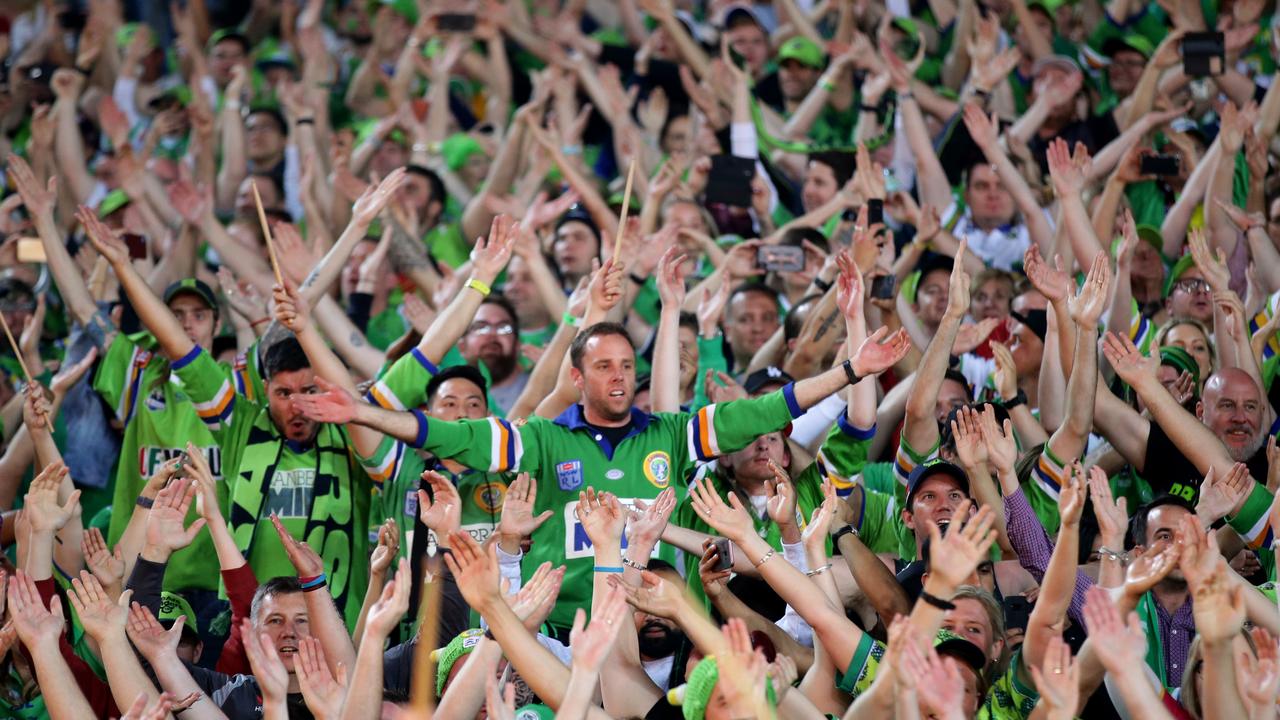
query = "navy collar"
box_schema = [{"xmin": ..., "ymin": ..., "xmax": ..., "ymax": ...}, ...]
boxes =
[{"xmin": 553, "ymin": 404, "xmax": 653, "ymax": 460}]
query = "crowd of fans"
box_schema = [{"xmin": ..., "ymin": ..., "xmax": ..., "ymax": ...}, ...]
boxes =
[{"xmin": 0, "ymin": 0, "xmax": 1278, "ymax": 717}]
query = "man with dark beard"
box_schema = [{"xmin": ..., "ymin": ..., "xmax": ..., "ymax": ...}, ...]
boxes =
[
  {"xmin": 633, "ymin": 560, "xmax": 689, "ymax": 690},
  {"xmin": 457, "ymin": 295, "xmax": 529, "ymax": 416}
]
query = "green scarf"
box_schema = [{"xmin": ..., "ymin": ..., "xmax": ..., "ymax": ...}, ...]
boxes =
[
  {"xmin": 1135, "ymin": 591, "xmax": 1168, "ymax": 688},
  {"xmin": 226, "ymin": 413, "xmax": 369, "ymax": 627}
]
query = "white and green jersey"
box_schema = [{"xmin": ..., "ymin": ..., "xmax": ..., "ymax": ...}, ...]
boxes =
[
  {"xmin": 95, "ymin": 332, "xmax": 231, "ymax": 592},
  {"xmin": 397, "ymin": 384, "xmax": 806, "ymax": 628}
]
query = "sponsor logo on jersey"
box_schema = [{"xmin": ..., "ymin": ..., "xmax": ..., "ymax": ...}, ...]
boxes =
[
  {"xmin": 139, "ymin": 445, "xmax": 222, "ymax": 480},
  {"xmin": 643, "ymin": 451, "xmax": 671, "ymax": 489},
  {"xmin": 605, "ymin": 469, "xmax": 624, "ymax": 481},
  {"xmin": 144, "ymin": 389, "xmax": 167, "ymax": 411},
  {"xmin": 427, "ymin": 523, "xmax": 494, "ymax": 553},
  {"xmin": 563, "ymin": 498, "xmax": 663, "ymax": 560},
  {"xmin": 404, "ymin": 489, "xmax": 419, "ymax": 518},
  {"xmin": 473, "ymin": 482, "xmax": 507, "ymax": 513},
  {"xmin": 556, "ymin": 460, "xmax": 584, "ymax": 491}
]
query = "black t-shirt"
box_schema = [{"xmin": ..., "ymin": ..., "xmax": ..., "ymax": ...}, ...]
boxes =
[
  {"xmin": 1027, "ymin": 113, "xmax": 1120, "ymax": 177},
  {"xmin": 1142, "ymin": 421, "xmax": 1269, "ymax": 502}
]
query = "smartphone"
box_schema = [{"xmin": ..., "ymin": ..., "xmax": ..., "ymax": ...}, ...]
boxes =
[
  {"xmin": 867, "ymin": 198, "xmax": 884, "ymax": 225},
  {"xmin": 1140, "ymin": 153, "xmax": 1180, "ymax": 177},
  {"xmin": 1181, "ymin": 31, "xmax": 1224, "ymax": 77},
  {"xmin": 437, "ymin": 13, "xmax": 477, "ymax": 32},
  {"xmin": 870, "ymin": 274, "xmax": 896, "ymax": 299},
  {"xmin": 1003, "ymin": 596, "xmax": 1032, "ymax": 632},
  {"xmin": 712, "ymin": 537, "xmax": 733, "ymax": 572},
  {"xmin": 122, "ymin": 233, "xmax": 148, "ymax": 260},
  {"xmin": 704, "ymin": 155, "xmax": 756, "ymax": 208},
  {"xmin": 16, "ymin": 238, "xmax": 46, "ymax": 263},
  {"xmin": 758, "ymin": 245, "xmax": 805, "ymax": 273}
]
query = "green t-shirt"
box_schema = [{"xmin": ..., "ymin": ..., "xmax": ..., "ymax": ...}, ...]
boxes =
[
  {"xmin": 172, "ymin": 346, "xmax": 384, "ymax": 629},
  {"xmin": 94, "ymin": 333, "xmax": 229, "ymax": 592},
  {"xmin": 426, "ymin": 222, "xmax": 470, "ymax": 269}
]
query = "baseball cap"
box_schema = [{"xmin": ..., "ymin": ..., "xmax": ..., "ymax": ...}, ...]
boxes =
[
  {"xmin": 97, "ymin": 188, "xmax": 132, "ymax": 218},
  {"xmin": 1162, "ymin": 253, "xmax": 1197, "ymax": 297},
  {"xmin": 1102, "ymin": 33, "xmax": 1155, "ymax": 59},
  {"xmin": 158, "ymin": 591, "xmax": 199, "ymax": 638},
  {"xmin": 1031, "ymin": 54, "xmax": 1081, "ymax": 78},
  {"xmin": 933, "ymin": 628, "xmax": 987, "ymax": 673},
  {"xmin": 376, "ymin": 0, "xmax": 419, "ymax": 24},
  {"xmin": 743, "ymin": 366, "xmax": 796, "ymax": 395},
  {"xmin": 255, "ymin": 49, "xmax": 297, "ymax": 73},
  {"xmin": 163, "ymin": 278, "xmax": 218, "ymax": 311},
  {"xmin": 555, "ymin": 205, "xmax": 602, "ymax": 246},
  {"xmin": 905, "ymin": 461, "xmax": 971, "ymax": 509},
  {"xmin": 777, "ymin": 36, "xmax": 825, "ymax": 69},
  {"xmin": 431, "ymin": 629, "xmax": 484, "ymax": 695},
  {"xmin": 207, "ymin": 28, "xmax": 251, "ymax": 54}
]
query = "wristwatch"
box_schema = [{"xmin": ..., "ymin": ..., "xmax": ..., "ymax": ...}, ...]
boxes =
[
  {"xmin": 1002, "ymin": 389, "xmax": 1028, "ymax": 409},
  {"xmin": 832, "ymin": 524, "xmax": 859, "ymax": 544}
]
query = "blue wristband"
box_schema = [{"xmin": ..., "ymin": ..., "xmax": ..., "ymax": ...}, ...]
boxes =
[
  {"xmin": 593, "ymin": 566, "xmax": 625, "ymax": 573},
  {"xmin": 300, "ymin": 573, "xmax": 328, "ymax": 590}
]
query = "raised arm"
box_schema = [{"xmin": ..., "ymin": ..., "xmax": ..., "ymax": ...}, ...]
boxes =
[
  {"xmin": 903, "ymin": 241, "xmax": 971, "ymax": 456},
  {"xmin": 651, "ymin": 248, "xmax": 688, "ymax": 413},
  {"xmin": 270, "ymin": 516, "xmax": 357, "ymax": 677}
]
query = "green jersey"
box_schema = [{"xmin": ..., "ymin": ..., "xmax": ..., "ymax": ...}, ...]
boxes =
[
  {"xmin": 673, "ymin": 413, "xmax": 874, "ymax": 607},
  {"xmin": 172, "ymin": 346, "xmax": 384, "ymax": 629},
  {"xmin": 94, "ymin": 332, "xmax": 229, "ymax": 592},
  {"xmin": 401, "ymin": 385, "xmax": 806, "ymax": 627}
]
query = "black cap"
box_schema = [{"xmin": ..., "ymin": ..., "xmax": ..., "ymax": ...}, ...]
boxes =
[
  {"xmin": 743, "ymin": 366, "xmax": 795, "ymax": 395},
  {"xmin": 555, "ymin": 204, "xmax": 602, "ymax": 246},
  {"xmin": 933, "ymin": 629, "xmax": 987, "ymax": 673},
  {"xmin": 162, "ymin": 278, "xmax": 218, "ymax": 310},
  {"xmin": 905, "ymin": 461, "xmax": 971, "ymax": 510}
]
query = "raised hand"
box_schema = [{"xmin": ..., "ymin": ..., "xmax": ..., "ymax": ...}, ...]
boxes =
[
  {"xmin": 1067, "ymin": 252, "xmax": 1112, "ymax": 328},
  {"xmin": 82, "ymin": 527, "xmax": 125, "ymax": 595},
  {"xmin": 627, "ymin": 487, "xmax": 676, "ymax": 552},
  {"xmin": 67, "ymin": 571, "xmax": 130, "ymax": 642},
  {"xmin": 698, "ymin": 540, "xmax": 732, "ymax": 599},
  {"xmin": 588, "ymin": 257, "xmax": 626, "ymax": 316},
  {"xmin": 270, "ymin": 514, "xmax": 323, "ymax": 578},
  {"xmin": 472, "ymin": 213, "xmax": 518, "ymax": 285},
  {"xmin": 953, "ymin": 317, "xmax": 1001, "ymax": 355},
  {"xmin": 366, "ymin": 558, "xmax": 411, "ymax": 640},
  {"xmin": 1122, "ymin": 544, "xmax": 1178, "ymax": 600},
  {"xmin": 979, "ymin": 404, "xmax": 1017, "ymax": 475},
  {"xmin": 296, "ymin": 636, "xmax": 348, "ymax": 717},
  {"xmin": 656, "ymin": 246, "xmax": 689, "ymax": 310},
  {"xmin": 369, "ymin": 519, "xmax": 400, "ymax": 579},
  {"xmin": 898, "ymin": 633, "xmax": 965, "ymax": 717},
  {"xmin": 1028, "ymin": 633, "xmax": 1080, "ymax": 718},
  {"xmin": 290, "ymin": 377, "xmax": 358, "ymax": 424},
  {"xmin": 1058, "ymin": 464, "xmax": 1088, "ymax": 528},
  {"xmin": 991, "ymin": 342, "xmax": 1019, "ymax": 402},
  {"xmin": 608, "ymin": 569, "xmax": 685, "ymax": 620},
  {"xmin": 124, "ymin": 602, "xmax": 183, "ymax": 662},
  {"xmin": 575, "ymin": 487, "xmax": 627, "ymax": 549},
  {"xmin": 1196, "ymin": 463, "xmax": 1252, "ymax": 525},
  {"xmin": 76, "ymin": 205, "xmax": 130, "ymax": 267},
  {"xmin": 926, "ymin": 501, "xmax": 997, "ymax": 591},
  {"xmin": 1086, "ymin": 467, "xmax": 1127, "ymax": 549},
  {"xmin": 417, "ymin": 471, "xmax": 462, "ymax": 539},
  {"xmin": 1046, "ymin": 138, "xmax": 1091, "ymax": 199},
  {"xmin": 144, "ymin": 478, "xmax": 207, "ymax": 559},
  {"xmin": 1236, "ymin": 627, "xmax": 1280, "ymax": 717},
  {"xmin": 945, "ymin": 241, "xmax": 972, "ymax": 320},
  {"xmin": 183, "ymin": 442, "xmax": 220, "ymax": 523},
  {"xmin": 1176, "ymin": 514, "xmax": 1224, "ymax": 592},
  {"xmin": 22, "ymin": 462, "xmax": 79, "ymax": 534},
  {"xmin": 1023, "ymin": 246, "xmax": 1070, "ymax": 303},
  {"xmin": 962, "ymin": 103, "xmax": 1000, "ymax": 151},
  {"xmin": 1101, "ymin": 332, "xmax": 1158, "ymax": 390},
  {"xmin": 272, "ymin": 278, "xmax": 311, "ymax": 335},
  {"xmin": 951, "ymin": 406, "xmax": 989, "ymax": 473},
  {"xmin": 497, "ymin": 472, "xmax": 552, "ymax": 552},
  {"xmin": 1187, "ymin": 226, "xmax": 1230, "ymax": 293},
  {"xmin": 6, "ymin": 154, "xmax": 56, "ymax": 218},
  {"xmin": 688, "ymin": 477, "xmax": 756, "ymax": 543},
  {"xmin": 22, "ymin": 383, "xmax": 52, "ymax": 434},
  {"xmin": 570, "ymin": 585, "xmax": 629, "ymax": 673},
  {"xmin": 850, "ymin": 326, "xmax": 912, "ymax": 377},
  {"xmin": 1083, "ymin": 586, "xmax": 1146, "ymax": 671},
  {"xmin": 443, "ymin": 532, "xmax": 503, "ymax": 611},
  {"xmin": 7, "ymin": 570, "xmax": 64, "ymax": 651},
  {"xmin": 507, "ymin": 562, "xmax": 564, "ymax": 633},
  {"xmin": 351, "ymin": 167, "xmax": 409, "ymax": 227}
]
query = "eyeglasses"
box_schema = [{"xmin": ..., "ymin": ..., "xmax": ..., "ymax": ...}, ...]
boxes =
[
  {"xmin": 1173, "ymin": 278, "xmax": 1210, "ymax": 294},
  {"xmin": 467, "ymin": 322, "xmax": 514, "ymax": 336}
]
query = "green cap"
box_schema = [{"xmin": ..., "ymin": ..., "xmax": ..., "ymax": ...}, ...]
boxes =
[
  {"xmin": 159, "ymin": 591, "xmax": 198, "ymax": 635},
  {"xmin": 163, "ymin": 278, "xmax": 219, "ymax": 311},
  {"xmin": 116, "ymin": 23, "xmax": 149, "ymax": 50},
  {"xmin": 777, "ymin": 36, "xmax": 825, "ymax": 69},
  {"xmin": 890, "ymin": 17, "xmax": 920, "ymax": 41},
  {"xmin": 669, "ymin": 657, "xmax": 777, "ymax": 720},
  {"xmin": 432, "ymin": 629, "xmax": 484, "ymax": 695},
  {"xmin": 1103, "ymin": 33, "xmax": 1155, "ymax": 59},
  {"xmin": 207, "ymin": 28, "xmax": 251, "ymax": 54},
  {"xmin": 1159, "ymin": 345, "xmax": 1200, "ymax": 389},
  {"xmin": 933, "ymin": 629, "xmax": 986, "ymax": 673},
  {"xmin": 441, "ymin": 134, "xmax": 485, "ymax": 172},
  {"xmin": 1163, "ymin": 253, "xmax": 1196, "ymax": 297},
  {"xmin": 514, "ymin": 705, "xmax": 554, "ymax": 720},
  {"xmin": 375, "ymin": 0, "xmax": 419, "ymax": 24},
  {"xmin": 97, "ymin": 189, "xmax": 132, "ymax": 218},
  {"xmin": 1135, "ymin": 224, "xmax": 1163, "ymax": 251}
]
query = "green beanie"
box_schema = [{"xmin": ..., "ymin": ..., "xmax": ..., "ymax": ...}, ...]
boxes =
[
  {"xmin": 669, "ymin": 657, "xmax": 778, "ymax": 720},
  {"xmin": 433, "ymin": 629, "xmax": 484, "ymax": 695},
  {"xmin": 1159, "ymin": 345, "xmax": 1200, "ymax": 389}
]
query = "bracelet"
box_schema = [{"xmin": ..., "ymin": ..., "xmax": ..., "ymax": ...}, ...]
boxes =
[
  {"xmin": 1096, "ymin": 547, "xmax": 1126, "ymax": 562},
  {"xmin": 628, "ymin": 272, "xmax": 648, "ymax": 286},
  {"xmin": 300, "ymin": 573, "xmax": 327, "ymax": 591},
  {"xmin": 250, "ymin": 317, "xmax": 270, "ymax": 328},
  {"xmin": 805, "ymin": 563, "xmax": 832, "ymax": 577},
  {"xmin": 1001, "ymin": 389, "xmax": 1028, "ymax": 409},
  {"xmin": 561, "ymin": 144, "xmax": 583, "ymax": 156},
  {"xmin": 622, "ymin": 557, "xmax": 648, "ymax": 571},
  {"xmin": 561, "ymin": 312, "xmax": 581, "ymax": 328},
  {"xmin": 972, "ymin": 88, "xmax": 991, "ymax": 98},
  {"xmin": 135, "ymin": 496, "xmax": 155, "ymax": 509},
  {"xmin": 813, "ymin": 277, "xmax": 833, "ymax": 293},
  {"xmin": 920, "ymin": 590, "xmax": 956, "ymax": 611},
  {"xmin": 752, "ymin": 549, "xmax": 776, "ymax": 568},
  {"xmin": 296, "ymin": 117, "xmax": 315, "ymax": 126},
  {"xmin": 73, "ymin": 65, "xmax": 93, "ymax": 77},
  {"xmin": 302, "ymin": 579, "xmax": 328, "ymax": 593},
  {"xmin": 841, "ymin": 358, "xmax": 861, "ymax": 386},
  {"xmin": 484, "ymin": 627, "xmax": 497, "ymax": 640},
  {"xmin": 299, "ymin": 574, "xmax": 323, "ymax": 585},
  {"xmin": 858, "ymin": 102, "xmax": 881, "ymax": 113},
  {"xmin": 897, "ymin": 91, "xmax": 913, "ymax": 100},
  {"xmin": 466, "ymin": 277, "xmax": 492, "ymax": 296},
  {"xmin": 412, "ymin": 142, "xmax": 430, "ymax": 154},
  {"xmin": 593, "ymin": 565, "xmax": 625, "ymax": 573}
]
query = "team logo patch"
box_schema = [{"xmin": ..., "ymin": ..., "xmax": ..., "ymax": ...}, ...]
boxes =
[
  {"xmin": 404, "ymin": 489, "xmax": 418, "ymax": 518},
  {"xmin": 557, "ymin": 460, "xmax": 584, "ymax": 491},
  {"xmin": 643, "ymin": 451, "xmax": 671, "ymax": 489},
  {"xmin": 605, "ymin": 469, "xmax": 624, "ymax": 481},
  {"xmin": 474, "ymin": 482, "xmax": 506, "ymax": 513}
]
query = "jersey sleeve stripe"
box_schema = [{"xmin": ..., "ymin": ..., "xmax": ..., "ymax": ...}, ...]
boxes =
[
  {"xmin": 688, "ymin": 404, "xmax": 720, "ymax": 461},
  {"xmin": 367, "ymin": 381, "xmax": 407, "ymax": 412},
  {"xmin": 120, "ymin": 348, "xmax": 147, "ymax": 424},
  {"xmin": 361, "ymin": 441, "xmax": 403, "ymax": 488},
  {"xmin": 815, "ymin": 451, "xmax": 858, "ymax": 494},
  {"xmin": 782, "ymin": 383, "xmax": 803, "ymax": 418},
  {"xmin": 1032, "ymin": 452, "xmax": 1064, "ymax": 499},
  {"xmin": 170, "ymin": 345, "xmax": 203, "ymax": 371},
  {"xmin": 192, "ymin": 379, "xmax": 236, "ymax": 427},
  {"xmin": 487, "ymin": 418, "xmax": 520, "ymax": 472},
  {"xmin": 410, "ymin": 348, "xmax": 440, "ymax": 375}
]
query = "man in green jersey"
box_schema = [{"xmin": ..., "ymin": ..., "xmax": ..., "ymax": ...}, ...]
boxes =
[{"xmin": 293, "ymin": 319, "xmax": 911, "ymax": 630}]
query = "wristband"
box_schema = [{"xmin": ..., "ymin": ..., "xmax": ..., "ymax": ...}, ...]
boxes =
[
  {"xmin": 296, "ymin": 117, "xmax": 315, "ymax": 126},
  {"xmin": 972, "ymin": 88, "xmax": 991, "ymax": 98},
  {"xmin": 813, "ymin": 277, "xmax": 833, "ymax": 293},
  {"xmin": 593, "ymin": 565, "xmax": 625, "ymax": 573},
  {"xmin": 752, "ymin": 549, "xmax": 776, "ymax": 568},
  {"xmin": 1096, "ymin": 547, "xmax": 1126, "ymax": 562},
  {"xmin": 831, "ymin": 524, "xmax": 858, "ymax": 544},
  {"xmin": 412, "ymin": 142, "xmax": 430, "ymax": 154},
  {"xmin": 1209, "ymin": 516, "xmax": 1227, "ymax": 530},
  {"xmin": 561, "ymin": 312, "xmax": 581, "ymax": 328},
  {"xmin": 628, "ymin": 272, "xmax": 648, "ymax": 286},
  {"xmin": 561, "ymin": 144, "xmax": 583, "ymax": 156},
  {"xmin": 300, "ymin": 574, "xmax": 328, "ymax": 591},
  {"xmin": 1002, "ymin": 389, "xmax": 1028, "ymax": 409},
  {"xmin": 897, "ymin": 91, "xmax": 913, "ymax": 100},
  {"xmin": 841, "ymin": 358, "xmax": 861, "ymax": 386},
  {"xmin": 805, "ymin": 563, "xmax": 832, "ymax": 577},
  {"xmin": 920, "ymin": 590, "xmax": 956, "ymax": 611},
  {"xmin": 858, "ymin": 102, "xmax": 881, "ymax": 113},
  {"xmin": 466, "ymin": 277, "xmax": 492, "ymax": 297},
  {"xmin": 73, "ymin": 65, "xmax": 92, "ymax": 77},
  {"xmin": 299, "ymin": 574, "xmax": 323, "ymax": 585},
  {"xmin": 135, "ymin": 496, "xmax": 155, "ymax": 509},
  {"xmin": 622, "ymin": 557, "xmax": 648, "ymax": 571}
]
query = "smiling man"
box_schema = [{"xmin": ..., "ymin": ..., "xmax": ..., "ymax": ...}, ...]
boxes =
[{"xmin": 292, "ymin": 320, "xmax": 910, "ymax": 632}]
